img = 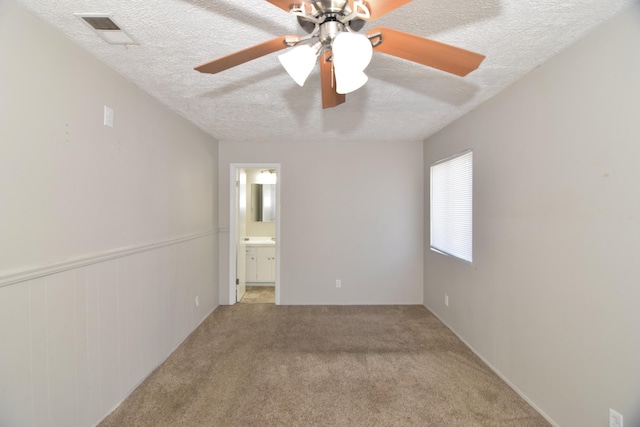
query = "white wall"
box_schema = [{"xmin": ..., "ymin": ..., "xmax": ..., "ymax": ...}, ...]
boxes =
[
  {"xmin": 424, "ymin": 5, "xmax": 640, "ymax": 426},
  {"xmin": 219, "ymin": 141, "xmax": 424, "ymax": 305},
  {"xmin": 0, "ymin": 2, "xmax": 218, "ymax": 426},
  {"xmin": 0, "ymin": 237, "xmax": 216, "ymax": 427}
]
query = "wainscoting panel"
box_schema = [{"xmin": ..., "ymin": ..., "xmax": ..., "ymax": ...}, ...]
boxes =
[{"xmin": 0, "ymin": 233, "xmax": 217, "ymax": 427}]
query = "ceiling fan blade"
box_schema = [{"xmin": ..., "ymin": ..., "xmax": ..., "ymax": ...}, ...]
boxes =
[
  {"xmin": 195, "ymin": 36, "xmax": 292, "ymax": 74},
  {"xmin": 362, "ymin": 0, "xmax": 412, "ymax": 20},
  {"xmin": 367, "ymin": 27, "xmax": 485, "ymax": 76},
  {"xmin": 320, "ymin": 51, "xmax": 345, "ymax": 109},
  {"xmin": 265, "ymin": 0, "xmax": 310, "ymax": 13}
]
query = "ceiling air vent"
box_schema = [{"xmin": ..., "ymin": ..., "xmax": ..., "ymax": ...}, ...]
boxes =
[{"xmin": 75, "ymin": 14, "xmax": 138, "ymax": 45}]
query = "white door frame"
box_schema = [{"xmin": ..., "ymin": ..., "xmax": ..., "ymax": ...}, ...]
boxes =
[{"xmin": 229, "ymin": 163, "xmax": 281, "ymax": 305}]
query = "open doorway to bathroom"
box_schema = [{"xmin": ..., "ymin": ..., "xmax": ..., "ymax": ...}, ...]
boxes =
[{"xmin": 229, "ymin": 164, "xmax": 280, "ymax": 305}]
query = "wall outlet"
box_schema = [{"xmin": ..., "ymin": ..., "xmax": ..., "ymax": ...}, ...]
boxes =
[
  {"xmin": 336, "ymin": 279, "xmax": 341, "ymax": 288},
  {"xmin": 610, "ymin": 409, "xmax": 623, "ymax": 427},
  {"xmin": 195, "ymin": 296, "xmax": 199, "ymax": 308},
  {"xmin": 445, "ymin": 295, "xmax": 449, "ymax": 307}
]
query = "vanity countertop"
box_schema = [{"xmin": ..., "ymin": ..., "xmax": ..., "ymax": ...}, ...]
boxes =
[{"xmin": 243, "ymin": 238, "xmax": 275, "ymax": 246}]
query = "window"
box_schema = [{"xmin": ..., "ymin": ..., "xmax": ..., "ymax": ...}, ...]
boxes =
[{"xmin": 430, "ymin": 150, "xmax": 473, "ymax": 262}]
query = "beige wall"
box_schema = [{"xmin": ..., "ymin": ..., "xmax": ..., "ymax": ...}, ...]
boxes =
[
  {"xmin": 219, "ymin": 141, "xmax": 424, "ymax": 305},
  {"xmin": 424, "ymin": 4, "xmax": 640, "ymax": 426},
  {"xmin": 0, "ymin": 2, "xmax": 218, "ymax": 426},
  {"xmin": 0, "ymin": 4, "xmax": 216, "ymax": 273}
]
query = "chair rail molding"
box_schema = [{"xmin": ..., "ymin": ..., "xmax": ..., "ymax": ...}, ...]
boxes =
[{"xmin": 0, "ymin": 230, "xmax": 216, "ymax": 288}]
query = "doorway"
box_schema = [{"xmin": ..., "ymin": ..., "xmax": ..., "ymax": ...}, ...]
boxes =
[{"xmin": 229, "ymin": 164, "xmax": 281, "ymax": 305}]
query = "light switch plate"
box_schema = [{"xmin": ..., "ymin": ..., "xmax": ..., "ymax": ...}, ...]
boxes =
[
  {"xmin": 610, "ymin": 409, "xmax": 623, "ymax": 427},
  {"xmin": 104, "ymin": 106, "xmax": 114, "ymax": 127}
]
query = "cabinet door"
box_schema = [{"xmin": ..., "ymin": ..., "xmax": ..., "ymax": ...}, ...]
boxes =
[
  {"xmin": 268, "ymin": 250, "xmax": 276, "ymax": 282},
  {"xmin": 256, "ymin": 246, "xmax": 276, "ymax": 282},
  {"xmin": 246, "ymin": 247, "xmax": 257, "ymax": 282}
]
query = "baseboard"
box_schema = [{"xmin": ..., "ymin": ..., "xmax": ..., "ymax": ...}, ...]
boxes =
[{"xmin": 423, "ymin": 303, "xmax": 559, "ymax": 427}]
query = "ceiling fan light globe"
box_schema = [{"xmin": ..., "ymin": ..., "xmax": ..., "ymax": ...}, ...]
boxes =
[
  {"xmin": 332, "ymin": 32, "xmax": 373, "ymax": 71},
  {"xmin": 335, "ymin": 69, "xmax": 368, "ymax": 94},
  {"xmin": 278, "ymin": 45, "xmax": 318, "ymax": 86}
]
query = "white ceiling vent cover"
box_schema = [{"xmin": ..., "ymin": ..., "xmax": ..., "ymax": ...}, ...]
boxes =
[{"xmin": 75, "ymin": 14, "xmax": 138, "ymax": 45}]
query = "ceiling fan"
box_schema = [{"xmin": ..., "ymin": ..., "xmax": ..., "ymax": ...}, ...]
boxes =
[{"xmin": 195, "ymin": 0, "xmax": 485, "ymax": 109}]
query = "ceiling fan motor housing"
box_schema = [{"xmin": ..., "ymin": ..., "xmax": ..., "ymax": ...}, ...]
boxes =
[
  {"xmin": 312, "ymin": 0, "xmax": 350, "ymax": 14},
  {"xmin": 319, "ymin": 19, "xmax": 344, "ymax": 44},
  {"xmin": 298, "ymin": 0, "xmax": 366, "ymax": 35}
]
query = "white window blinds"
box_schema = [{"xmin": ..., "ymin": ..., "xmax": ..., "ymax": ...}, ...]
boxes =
[{"xmin": 430, "ymin": 150, "xmax": 473, "ymax": 263}]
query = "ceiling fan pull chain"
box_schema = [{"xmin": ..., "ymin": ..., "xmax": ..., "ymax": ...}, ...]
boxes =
[{"xmin": 331, "ymin": 61, "xmax": 336, "ymax": 89}]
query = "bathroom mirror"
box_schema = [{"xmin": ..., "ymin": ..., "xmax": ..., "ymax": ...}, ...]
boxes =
[{"xmin": 251, "ymin": 184, "xmax": 276, "ymax": 222}]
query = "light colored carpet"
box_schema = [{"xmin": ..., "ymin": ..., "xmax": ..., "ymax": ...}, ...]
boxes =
[
  {"xmin": 99, "ymin": 305, "xmax": 549, "ymax": 426},
  {"xmin": 240, "ymin": 286, "xmax": 275, "ymax": 304}
]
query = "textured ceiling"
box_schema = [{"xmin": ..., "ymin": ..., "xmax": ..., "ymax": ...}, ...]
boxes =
[{"xmin": 14, "ymin": 0, "xmax": 637, "ymax": 143}]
